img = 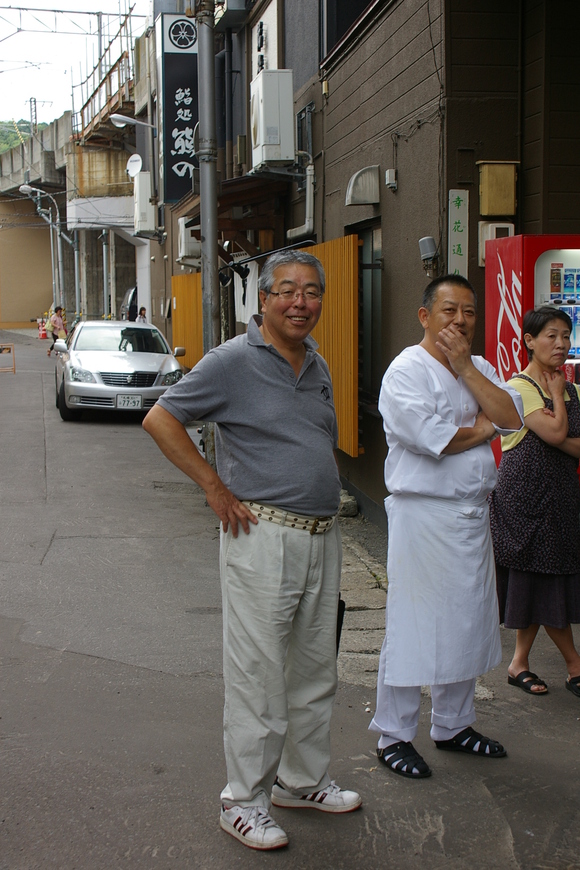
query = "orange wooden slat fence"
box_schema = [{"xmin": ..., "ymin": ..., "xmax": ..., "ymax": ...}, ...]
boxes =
[
  {"xmin": 171, "ymin": 273, "xmax": 204, "ymax": 371},
  {"xmin": 170, "ymin": 235, "xmax": 360, "ymax": 456},
  {"xmin": 307, "ymin": 235, "xmax": 359, "ymax": 458}
]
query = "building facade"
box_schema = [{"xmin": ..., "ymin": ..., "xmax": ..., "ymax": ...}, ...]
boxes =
[{"xmin": 1, "ymin": 0, "xmax": 579, "ymax": 524}]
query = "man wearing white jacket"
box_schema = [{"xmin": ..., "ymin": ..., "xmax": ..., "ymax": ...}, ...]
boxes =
[{"xmin": 369, "ymin": 274, "xmax": 524, "ymax": 778}]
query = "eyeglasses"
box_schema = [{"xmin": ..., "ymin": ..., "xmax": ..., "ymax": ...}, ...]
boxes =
[{"xmin": 268, "ymin": 289, "xmax": 323, "ymax": 303}]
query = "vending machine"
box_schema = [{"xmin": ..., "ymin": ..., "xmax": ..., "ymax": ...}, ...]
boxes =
[
  {"xmin": 485, "ymin": 234, "xmax": 580, "ymax": 461},
  {"xmin": 485, "ymin": 234, "xmax": 580, "ymax": 381}
]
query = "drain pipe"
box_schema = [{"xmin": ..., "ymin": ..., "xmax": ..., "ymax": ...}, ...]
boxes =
[
  {"xmin": 101, "ymin": 230, "xmax": 109, "ymax": 318},
  {"xmin": 287, "ymin": 157, "xmax": 314, "ymax": 241}
]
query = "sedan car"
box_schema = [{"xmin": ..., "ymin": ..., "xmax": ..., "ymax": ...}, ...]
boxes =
[{"xmin": 54, "ymin": 320, "xmax": 185, "ymax": 421}]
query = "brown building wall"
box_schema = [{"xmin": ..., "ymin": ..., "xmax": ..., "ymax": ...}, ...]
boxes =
[
  {"xmin": 321, "ymin": 0, "xmax": 444, "ymax": 358},
  {"xmin": 0, "ymin": 198, "xmax": 53, "ymax": 326},
  {"xmin": 521, "ymin": 0, "xmax": 580, "ymax": 234},
  {"xmin": 521, "ymin": 0, "xmax": 544, "ymax": 232},
  {"xmin": 445, "ymin": 0, "xmax": 521, "ymax": 353},
  {"xmin": 317, "ymin": 0, "xmax": 444, "ymax": 517}
]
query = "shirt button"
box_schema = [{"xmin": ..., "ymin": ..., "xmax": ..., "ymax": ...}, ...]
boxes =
[
  {"xmin": 483, "ymin": 477, "xmax": 487, "ymax": 483},
  {"xmin": 464, "ymin": 404, "xmax": 469, "ymax": 410}
]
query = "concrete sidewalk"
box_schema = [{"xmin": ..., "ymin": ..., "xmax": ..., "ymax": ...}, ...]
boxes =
[{"xmin": 1, "ymin": 329, "xmax": 579, "ymax": 870}]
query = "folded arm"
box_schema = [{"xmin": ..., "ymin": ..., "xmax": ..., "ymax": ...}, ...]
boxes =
[
  {"xmin": 441, "ymin": 410, "xmax": 496, "ymax": 454},
  {"xmin": 557, "ymin": 438, "xmax": 580, "ymax": 458}
]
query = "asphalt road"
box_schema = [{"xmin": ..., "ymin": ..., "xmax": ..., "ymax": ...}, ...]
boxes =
[{"xmin": 1, "ymin": 330, "xmax": 579, "ymax": 870}]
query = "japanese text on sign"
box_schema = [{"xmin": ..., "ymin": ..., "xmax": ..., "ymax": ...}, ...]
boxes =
[
  {"xmin": 448, "ymin": 189, "xmax": 469, "ymax": 278},
  {"xmin": 171, "ymin": 87, "xmax": 196, "ymax": 180}
]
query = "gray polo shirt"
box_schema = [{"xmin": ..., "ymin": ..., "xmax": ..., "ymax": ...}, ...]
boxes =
[{"xmin": 157, "ymin": 316, "xmax": 341, "ymax": 515}]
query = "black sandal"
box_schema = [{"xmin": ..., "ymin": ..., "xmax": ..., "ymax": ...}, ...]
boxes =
[
  {"xmin": 508, "ymin": 670, "xmax": 548, "ymax": 694},
  {"xmin": 434, "ymin": 726, "xmax": 506, "ymax": 757},
  {"xmin": 377, "ymin": 741, "xmax": 432, "ymax": 778},
  {"xmin": 566, "ymin": 675, "xmax": 580, "ymax": 697}
]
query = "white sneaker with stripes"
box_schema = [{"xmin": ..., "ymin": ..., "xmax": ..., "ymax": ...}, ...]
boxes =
[
  {"xmin": 220, "ymin": 804, "xmax": 289, "ymax": 850},
  {"xmin": 271, "ymin": 779, "xmax": 362, "ymax": 813}
]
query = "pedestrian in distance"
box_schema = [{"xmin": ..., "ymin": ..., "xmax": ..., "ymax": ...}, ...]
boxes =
[
  {"xmin": 143, "ymin": 250, "xmax": 361, "ymax": 851},
  {"xmin": 369, "ymin": 274, "xmax": 524, "ymax": 778},
  {"xmin": 489, "ymin": 306, "xmax": 580, "ymax": 698},
  {"xmin": 46, "ymin": 306, "xmax": 65, "ymax": 357},
  {"xmin": 136, "ymin": 307, "xmax": 147, "ymax": 323}
]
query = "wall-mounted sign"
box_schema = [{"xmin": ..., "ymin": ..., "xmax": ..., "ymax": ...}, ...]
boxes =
[
  {"xmin": 448, "ymin": 189, "xmax": 469, "ymax": 278},
  {"xmin": 156, "ymin": 14, "xmax": 199, "ymax": 204}
]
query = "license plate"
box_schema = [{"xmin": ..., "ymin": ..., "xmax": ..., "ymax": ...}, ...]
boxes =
[{"xmin": 116, "ymin": 394, "xmax": 142, "ymax": 409}]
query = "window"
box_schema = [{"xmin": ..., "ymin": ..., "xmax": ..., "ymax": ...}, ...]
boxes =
[
  {"xmin": 320, "ymin": 0, "xmax": 372, "ymax": 59},
  {"xmin": 296, "ymin": 102, "xmax": 314, "ymax": 190},
  {"xmin": 359, "ymin": 225, "xmax": 382, "ymax": 401}
]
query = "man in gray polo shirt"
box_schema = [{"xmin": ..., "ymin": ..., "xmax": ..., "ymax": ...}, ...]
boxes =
[{"xmin": 143, "ymin": 250, "xmax": 361, "ymax": 851}]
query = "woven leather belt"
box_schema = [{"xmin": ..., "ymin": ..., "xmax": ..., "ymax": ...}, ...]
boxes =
[{"xmin": 242, "ymin": 501, "xmax": 337, "ymax": 535}]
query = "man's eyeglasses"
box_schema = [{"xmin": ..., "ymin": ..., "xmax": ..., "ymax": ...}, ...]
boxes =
[{"xmin": 268, "ymin": 289, "xmax": 323, "ymax": 303}]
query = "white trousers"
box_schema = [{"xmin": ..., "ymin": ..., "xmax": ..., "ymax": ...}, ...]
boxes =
[
  {"xmin": 219, "ymin": 519, "xmax": 341, "ymax": 808},
  {"xmin": 369, "ymin": 630, "xmax": 476, "ymax": 744}
]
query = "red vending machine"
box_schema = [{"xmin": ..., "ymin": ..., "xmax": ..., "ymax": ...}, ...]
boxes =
[{"xmin": 485, "ymin": 234, "xmax": 580, "ymax": 460}]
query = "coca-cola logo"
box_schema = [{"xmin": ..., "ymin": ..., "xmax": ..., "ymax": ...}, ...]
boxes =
[{"xmin": 495, "ymin": 252, "xmax": 522, "ymax": 382}]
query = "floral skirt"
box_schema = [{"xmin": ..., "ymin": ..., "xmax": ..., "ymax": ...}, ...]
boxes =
[{"xmin": 496, "ymin": 563, "xmax": 580, "ymax": 629}]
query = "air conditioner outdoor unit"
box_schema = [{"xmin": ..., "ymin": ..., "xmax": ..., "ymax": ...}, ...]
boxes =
[
  {"xmin": 134, "ymin": 171, "xmax": 156, "ymax": 234},
  {"xmin": 250, "ymin": 69, "xmax": 295, "ymax": 170},
  {"xmin": 177, "ymin": 217, "xmax": 202, "ymax": 264}
]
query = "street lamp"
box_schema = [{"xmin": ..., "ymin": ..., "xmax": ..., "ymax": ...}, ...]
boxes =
[
  {"xmin": 19, "ymin": 184, "xmax": 81, "ymax": 315},
  {"xmin": 110, "ymin": 113, "xmax": 157, "ymax": 136}
]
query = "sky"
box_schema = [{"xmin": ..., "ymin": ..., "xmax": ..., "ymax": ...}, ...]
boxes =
[{"xmin": 0, "ymin": 1, "xmax": 151, "ymax": 126}]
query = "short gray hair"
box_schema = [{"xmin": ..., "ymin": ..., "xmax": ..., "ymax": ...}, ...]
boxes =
[{"xmin": 258, "ymin": 250, "xmax": 326, "ymax": 295}]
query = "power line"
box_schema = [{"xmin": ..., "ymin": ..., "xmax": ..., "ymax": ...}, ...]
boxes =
[
  {"xmin": 0, "ymin": 5, "xmax": 146, "ymax": 29},
  {"xmin": 0, "ymin": 4, "xmax": 145, "ymax": 45}
]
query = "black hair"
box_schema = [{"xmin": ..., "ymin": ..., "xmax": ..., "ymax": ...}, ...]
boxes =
[
  {"xmin": 422, "ymin": 274, "xmax": 477, "ymax": 311},
  {"xmin": 523, "ymin": 306, "xmax": 572, "ymax": 360}
]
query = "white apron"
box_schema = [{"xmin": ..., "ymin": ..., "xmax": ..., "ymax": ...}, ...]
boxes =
[{"xmin": 383, "ymin": 493, "xmax": 502, "ymax": 686}]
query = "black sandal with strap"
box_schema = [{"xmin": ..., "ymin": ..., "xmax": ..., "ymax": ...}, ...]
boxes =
[
  {"xmin": 434, "ymin": 726, "xmax": 507, "ymax": 757},
  {"xmin": 377, "ymin": 741, "xmax": 432, "ymax": 778},
  {"xmin": 566, "ymin": 675, "xmax": 580, "ymax": 697},
  {"xmin": 508, "ymin": 670, "xmax": 548, "ymax": 694}
]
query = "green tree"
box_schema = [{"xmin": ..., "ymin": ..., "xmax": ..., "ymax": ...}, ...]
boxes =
[{"xmin": 0, "ymin": 120, "xmax": 48, "ymax": 154}]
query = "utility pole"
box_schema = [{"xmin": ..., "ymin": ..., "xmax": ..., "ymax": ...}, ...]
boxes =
[
  {"xmin": 195, "ymin": 0, "xmax": 219, "ymax": 469},
  {"xmin": 196, "ymin": 0, "xmax": 220, "ymax": 354}
]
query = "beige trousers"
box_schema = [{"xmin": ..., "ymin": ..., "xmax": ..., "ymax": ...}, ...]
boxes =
[{"xmin": 219, "ymin": 519, "xmax": 341, "ymax": 808}]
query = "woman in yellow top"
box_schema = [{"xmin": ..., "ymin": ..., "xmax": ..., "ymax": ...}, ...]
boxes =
[{"xmin": 489, "ymin": 306, "xmax": 580, "ymax": 697}]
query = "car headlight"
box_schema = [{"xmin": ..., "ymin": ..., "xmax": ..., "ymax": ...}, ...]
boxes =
[
  {"xmin": 161, "ymin": 370, "xmax": 183, "ymax": 386},
  {"xmin": 70, "ymin": 366, "xmax": 96, "ymax": 383}
]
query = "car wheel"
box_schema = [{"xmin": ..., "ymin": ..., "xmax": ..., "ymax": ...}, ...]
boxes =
[{"xmin": 58, "ymin": 380, "xmax": 81, "ymax": 421}]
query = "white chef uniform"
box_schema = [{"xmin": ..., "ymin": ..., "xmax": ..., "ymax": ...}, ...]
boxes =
[{"xmin": 369, "ymin": 345, "xmax": 523, "ymax": 743}]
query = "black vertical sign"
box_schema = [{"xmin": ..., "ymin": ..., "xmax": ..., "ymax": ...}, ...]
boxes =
[{"xmin": 156, "ymin": 15, "xmax": 199, "ymax": 204}]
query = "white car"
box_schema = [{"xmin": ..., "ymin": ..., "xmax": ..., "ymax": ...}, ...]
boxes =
[{"xmin": 54, "ymin": 320, "xmax": 185, "ymax": 421}]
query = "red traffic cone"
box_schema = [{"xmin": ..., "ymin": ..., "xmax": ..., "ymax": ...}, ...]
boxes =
[{"xmin": 38, "ymin": 319, "xmax": 47, "ymax": 339}]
